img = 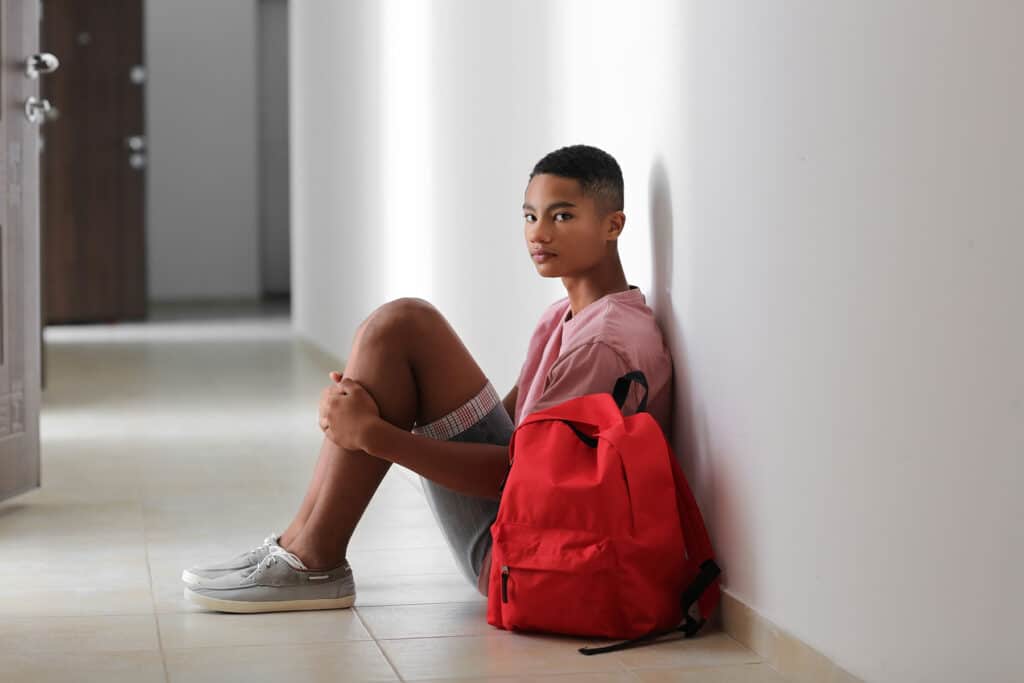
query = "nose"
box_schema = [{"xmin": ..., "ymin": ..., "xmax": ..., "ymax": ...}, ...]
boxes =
[{"xmin": 525, "ymin": 218, "xmax": 553, "ymax": 245}]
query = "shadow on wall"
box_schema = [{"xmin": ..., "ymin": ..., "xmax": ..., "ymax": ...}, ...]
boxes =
[
  {"xmin": 648, "ymin": 157, "xmax": 752, "ymax": 596},
  {"xmin": 649, "ymin": 157, "xmax": 716, "ymax": 533}
]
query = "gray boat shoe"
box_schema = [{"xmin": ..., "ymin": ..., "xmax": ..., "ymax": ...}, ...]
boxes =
[
  {"xmin": 184, "ymin": 547, "xmax": 356, "ymax": 613},
  {"xmin": 181, "ymin": 533, "xmax": 282, "ymax": 585}
]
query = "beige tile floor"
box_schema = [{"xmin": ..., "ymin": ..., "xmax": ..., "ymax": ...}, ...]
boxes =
[{"xmin": 0, "ymin": 308, "xmax": 789, "ymax": 682}]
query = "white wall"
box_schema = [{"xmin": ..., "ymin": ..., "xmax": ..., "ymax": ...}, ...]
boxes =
[
  {"xmin": 674, "ymin": 3, "xmax": 1022, "ymax": 681},
  {"xmin": 291, "ymin": 2, "xmax": 1022, "ymax": 681},
  {"xmin": 291, "ymin": 0, "xmax": 562, "ymax": 390},
  {"xmin": 146, "ymin": 0, "xmax": 260, "ymax": 300},
  {"xmin": 290, "ymin": 0, "xmax": 382, "ymax": 355}
]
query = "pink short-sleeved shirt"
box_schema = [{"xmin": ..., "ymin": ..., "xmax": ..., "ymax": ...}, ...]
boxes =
[
  {"xmin": 477, "ymin": 284, "xmax": 674, "ymax": 596},
  {"xmin": 513, "ymin": 285, "xmax": 674, "ymax": 434}
]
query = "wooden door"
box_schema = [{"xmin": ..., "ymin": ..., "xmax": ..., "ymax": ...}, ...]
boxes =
[
  {"xmin": 0, "ymin": 0, "xmax": 42, "ymax": 502},
  {"xmin": 40, "ymin": 0, "xmax": 146, "ymax": 323}
]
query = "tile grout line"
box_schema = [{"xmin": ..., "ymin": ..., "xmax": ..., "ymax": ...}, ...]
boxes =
[
  {"xmin": 23, "ymin": 597, "xmax": 485, "ymax": 621},
  {"xmin": 141, "ymin": 505, "xmax": 172, "ymax": 683},
  {"xmin": 354, "ymin": 606, "xmax": 407, "ymax": 682}
]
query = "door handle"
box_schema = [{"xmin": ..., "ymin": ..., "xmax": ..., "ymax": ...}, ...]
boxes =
[
  {"xmin": 24, "ymin": 96, "xmax": 53, "ymax": 124},
  {"xmin": 25, "ymin": 52, "xmax": 60, "ymax": 79},
  {"xmin": 24, "ymin": 52, "xmax": 60, "ymax": 124}
]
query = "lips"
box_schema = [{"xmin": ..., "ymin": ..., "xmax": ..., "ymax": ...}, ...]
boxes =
[
  {"xmin": 531, "ymin": 250, "xmax": 556, "ymax": 256},
  {"xmin": 532, "ymin": 251, "xmax": 556, "ymax": 263}
]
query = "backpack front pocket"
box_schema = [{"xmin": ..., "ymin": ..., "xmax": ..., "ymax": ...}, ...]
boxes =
[{"xmin": 490, "ymin": 522, "xmax": 626, "ymax": 638}]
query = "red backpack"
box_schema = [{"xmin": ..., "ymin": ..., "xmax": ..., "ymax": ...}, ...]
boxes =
[{"xmin": 486, "ymin": 371, "xmax": 721, "ymax": 655}]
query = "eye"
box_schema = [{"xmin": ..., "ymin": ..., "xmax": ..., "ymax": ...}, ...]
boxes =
[
  {"xmin": 554, "ymin": 212, "xmax": 572, "ymax": 221},
  {"xmin": 523, "ymin": 213, "xmax": 536, "ymax": 223}
]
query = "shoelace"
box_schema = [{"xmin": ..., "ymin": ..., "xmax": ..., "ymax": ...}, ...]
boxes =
[
  {"xmin": 247, "ymin": 546, "xmax": 308, "ymax": 577},
  {"xmin": 244, "ymin": 533, "xmax": 280, "ymax": 561}
]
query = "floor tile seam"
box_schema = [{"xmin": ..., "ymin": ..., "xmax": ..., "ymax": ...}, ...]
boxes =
[
  {"xmin": 156, "ymin": 635, "xmax": 379, "ymax": 652},
  {"xmin": 351, "ymin": 575, "xmax": 479, "ymax": 582},
  {"xmin": 366, "ymin": 628, "xmax": 407, "ymax": 682},
  {"xmin": 355, "ymin": 600, "xmax": 483, "ymax": 610},
  {"xmin": 334, "ymin": 544, "xmax": 454, "ymax": 550},
  {"xmin": 0, "ymin": 646, "xmax": 175, "ymax": 662},
  {"xmin": 382, "ymin": 658, "xmax": 635, "ymax": 680},
  {"xmin": 622, "ymin": 659, "xmax": 771, "ymax": 673},
  {"xmin": 354, "ymin": 603, "xmax": 407, "ymax": 681},
  {"xmin": 718, "ymin": 630, "xmax": 769, "ymax": 664},
  {"xmin": 753, "ymin": 659, "xmax": 796, "ymax": 682},
  {"xmin": 0, "ymin": 614, "xmax": 159, "ymax": 624},
  {"xmin": 141, "ymin": 502, "xmax": 172, "ymax": 683},
  {"xmin": 147, "ymin": 600, "xmax": 485, "ymax": 616},
  {"xmin": 3, "ymin": 497, "xmax": 144, "ymax": 507},
  {"xmin": 373, "ymin": 632, "xmax": 613, "ymax": 645},
  {"xmin": 0, "ymin": 610, "xmax": 158, "ymax": 618},
  {"xmin": 400, "ymin": 673, "xmax": 641, "ymax": 683},
  {"xmin": 347, "ymin": 570, "xmax": 468, "ymax": 576},
  {"xmin": 158, "ymin": 639, "xmax": 396, "ymax": 654},
  {"xmin": 365, "ymin": 633, "xmax": 506, "ymax": 642},
  {"xmin": 352, "ymin": 606, "xmax": 380, "ymax": 640},
  {"xmin": 160, "ymin": 637, "xmax": 407, "ymax": 681},
  {"xmin": 346, "ymin": 602, "xmax": 488, "ymax": 609}
]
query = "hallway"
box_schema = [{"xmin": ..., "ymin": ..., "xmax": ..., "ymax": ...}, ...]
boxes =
[{"xmin": 0, "ymin": 310, "xmax": 785, "ymax": 682}]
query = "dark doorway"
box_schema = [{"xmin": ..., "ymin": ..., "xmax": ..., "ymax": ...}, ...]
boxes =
[{"xmin": 40, "ymin": 0, "xmax": 146, "ymax": 324}]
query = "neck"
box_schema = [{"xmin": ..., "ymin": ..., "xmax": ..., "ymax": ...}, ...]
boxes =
[{"xmin": 560, "ymin": 253, "xmax": 630, "ymax": 319}]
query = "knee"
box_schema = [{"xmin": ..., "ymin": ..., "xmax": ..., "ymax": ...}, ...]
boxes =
[{"xmin": 362, "ymin": 297, "xmax": 437, "ymax": 341}]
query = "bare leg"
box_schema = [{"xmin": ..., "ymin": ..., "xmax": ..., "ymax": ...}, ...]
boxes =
[
  {"xmin": 278, "ymin": 316, "xmax": 377, "ymax": 548},
  {"xmin": 279, "ymin": 298, "xmax": 488, "ymax": 570},
  {"xmin": 278, "ymin": 437, "xmax": 336, "ymax": 548}
]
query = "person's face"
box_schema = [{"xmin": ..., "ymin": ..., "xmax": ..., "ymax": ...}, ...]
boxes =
[{"xmin": 522, "ymin": 174, "xmax": 624, "ymax": 277}]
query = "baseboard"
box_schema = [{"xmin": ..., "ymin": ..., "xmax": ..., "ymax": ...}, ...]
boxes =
[{"xmin": 720, "ymin": 589, "xmax": 864, "ymax": 683}]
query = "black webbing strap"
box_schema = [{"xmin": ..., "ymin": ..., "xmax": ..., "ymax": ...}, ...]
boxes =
[
  {"xmin": 578, "ymin": 559, "xmax": 721, "ymax": 655},
  {"xmin": 612, "ymin": 371, "xmax": 649, "ymax": 413},
  {"xmin": 563, "ymin": 421, "xmax": 599, "ymax": 448}
]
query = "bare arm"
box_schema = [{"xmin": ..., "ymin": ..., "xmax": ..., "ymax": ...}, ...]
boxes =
[
  {"xmin": 323, "ymin": 377, "xmax": 511, "ymax": 500},
  {"xmin": 361, "ymin": 419, "xmax": 508, "ymax": 500},
  {"xmin": 502, "ymin": 384, "xmax": 519, "ymax": 422}
]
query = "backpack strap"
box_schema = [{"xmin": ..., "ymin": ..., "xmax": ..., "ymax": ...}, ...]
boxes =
[
  {"xmin": 577, "ymin": 559, "xmax": 720, "ymax": 655},
  {"xmin": 671, "ymin": 455, "xmax": 721, "ymax": 622},
  {"xmin": 612, "ymin": 371, "xmax": 649, "ymax": 413}
]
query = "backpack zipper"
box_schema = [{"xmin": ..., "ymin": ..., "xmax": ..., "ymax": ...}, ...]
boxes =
[{"xmin": 501, "ymin": 565, "xmax": 509, "ymax": 603}]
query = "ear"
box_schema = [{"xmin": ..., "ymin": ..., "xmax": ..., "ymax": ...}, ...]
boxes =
[{"xmin": 606, "ymin": 211, "xmax": 626, "ymax": 241}]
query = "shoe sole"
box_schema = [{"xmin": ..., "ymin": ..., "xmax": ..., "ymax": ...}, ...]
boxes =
[{"xmin": 184, "ymin": 587, "xmax": 356, "ymax": 613}]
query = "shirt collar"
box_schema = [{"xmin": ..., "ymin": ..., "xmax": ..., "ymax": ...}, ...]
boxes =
[{"xmin": 563, "ymin": 285, "xmax": 643, "ymax": 324}]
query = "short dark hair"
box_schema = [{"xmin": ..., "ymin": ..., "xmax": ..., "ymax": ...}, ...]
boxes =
[{"xmin": 529, "ymin": 144, "xmax": 624, "ymax": 215}]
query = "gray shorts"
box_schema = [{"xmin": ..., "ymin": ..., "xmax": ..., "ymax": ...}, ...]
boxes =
[{"xmin": 412, "ymin": 380, "xmax": 512, "ymax": 595}]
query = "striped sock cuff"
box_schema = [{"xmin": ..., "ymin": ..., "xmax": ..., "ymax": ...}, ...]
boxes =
[{"xmin": 410, "ymin": 380, "xmax": 500, "ymax": 441}]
